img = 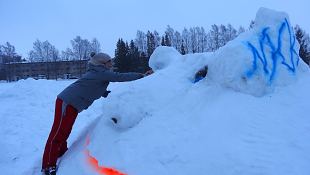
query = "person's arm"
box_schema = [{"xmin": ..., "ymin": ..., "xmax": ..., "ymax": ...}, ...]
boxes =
[{"xmin": 102, "ymin": 70, "xmax": 144, "ymax": 82}]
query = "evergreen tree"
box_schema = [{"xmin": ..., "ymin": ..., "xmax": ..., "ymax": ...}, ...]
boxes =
[
  {"xmin": 164, "ymin": 33, "xmax": 172, "ymax": 46},
  {"xmin": 165, "ymin": 25, "xmax": 175, "ymax": 47},
  {"xmin": 295, "ymin": 25, "xmax": 310, "ymax": 65},
  {"xmin": 161, "ymin": 36, "xmax": 166, "ymax": 46},
  {"xmin": 140, "ymin": 51, "xmax": 151, "ymax": 72},
  {"xmin": 147, "ymin": 31, "xmax": 156, "ymax": 57},
  {"xmin": 129, "ymin": 40, "xmax": 142, "ymax": 72},
  {"xmin": 114, "ymin": 38, "xmax": 130, "ymax": 72}
]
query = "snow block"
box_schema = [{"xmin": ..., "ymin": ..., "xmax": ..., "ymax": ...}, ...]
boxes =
[
  {"xmin": 149, "ymin": 46, "xmax": 182, "ymax": 71},
  {"xmin": 207, "ymin": 7, "xmax": 309, "ymax": 96}
]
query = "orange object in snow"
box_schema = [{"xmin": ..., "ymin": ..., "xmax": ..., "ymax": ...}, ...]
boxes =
[{"xmin": 84, "ymin": 136, "xmax": 127, "ymax": 175}]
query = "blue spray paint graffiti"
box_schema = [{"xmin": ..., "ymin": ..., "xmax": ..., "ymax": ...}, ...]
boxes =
[{"xmin": 246, "ymin": 18, "xmax": 299, "ymax": 83}]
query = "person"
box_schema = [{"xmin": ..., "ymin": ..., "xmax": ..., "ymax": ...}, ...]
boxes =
[{"xmin": 41, "ymin": 52, "xmax": 153, "ymax": 175}]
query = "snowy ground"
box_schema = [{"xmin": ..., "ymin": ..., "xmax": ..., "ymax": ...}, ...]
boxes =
[
  {"xmin": 0, "ymin": 79, "xmax": 101, "ymax": 175},
  {"xmin": 1, "ymin": 70, "xmax": 310, "ymax": 175}
]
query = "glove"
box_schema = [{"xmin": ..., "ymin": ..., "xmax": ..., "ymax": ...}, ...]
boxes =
[
  {"xmin": 195, "ymin": 66, "xmax": 208, "ymax": 78},
  {"xmin": 194, "ymin": 66, "xmax": 208, "ymax": 83},
  {"xmin": 144, "ymin": 69, "xmax": 154, "ymax": 76},
  {"xmin": 102, "ymin": 90, "xmax": 111, "ymax": 98}
]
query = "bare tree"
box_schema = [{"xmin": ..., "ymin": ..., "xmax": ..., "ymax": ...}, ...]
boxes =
[
  {"xmin": 28, "ymin": 40, "xmax": 59, "ymax": 79},
  {"xmin": 153, "ymin": 30, "xmax": 161, "ymax": 48},
  {"xmin": 0, "ymin": 42, "xmax": 21, "ymax": 63},
  {"xmin": 190, "ymin": 27, "xmax": 198, "ymax": 53},
  {"xmin": 209, "ymin": 24, "xmax": 220, "ymax": 51},
  {"xmin": 135, "ymin": 31, "xmax": 147, "ymax": 54},
  {"xmin": 174, "ymin": 31, "xmax": 182, "ymax": 53},
  {"xmin": 71, "ymin": 36, "xmax": 85, "ymax": 60},
  {"xmin": 1, "ymin": 42, "xmax": 16, "ymax": 58},
  {"xmin": 226, "ymin": 24, "xmax": 238, "ymax": 42},
  {"xmin": 42, "ymin": 41, "xmax": 52, "ymax": 62},
  {"xmin": 71, "ymin": 36, "xmax": 92, "ymax": 76},
  {"xmin": 29, "ymin": 40, "xmax": 44, "ymax": 62},
  {"xmin": 29, "ymin": 40, "xmax": 59, "ymax": 62},
  {"xmin": 197, "ymin": 27, "xmax": 206, "ymax": 53},
  {"xmin": 0, "ymin": 46, "xmax": 3, "ymax": 56},
  {"xmin": 90, "ymin": 38, "xmax": 101, "ymax": 54},
  {"xmin": 219, "ymin": 24, "xmax": 227, "ymax": 47},
  {"xmin": 61, "ymin": 48, "xmax": 74, "ymax": 61},
  {"xmin": 182, "ymin": 28, "xmax": 191, "ymax": 54}
]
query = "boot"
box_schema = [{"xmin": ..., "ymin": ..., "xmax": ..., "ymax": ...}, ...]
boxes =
[{"xmin": 42, "ymin": 166, "xmax": 56, "ymax": 175}]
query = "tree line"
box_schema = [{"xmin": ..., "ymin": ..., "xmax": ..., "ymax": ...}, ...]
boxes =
[
  {"xmin": 114, "ymin": 24, "xmax": 246, "ymax": 72},
  {"xmin": 1, "ymin": 24, "xmax": 310, "ymax": 73},
  {"xmin": 114, "ymin": 24, "xmax": 310, "ymax": 72}
]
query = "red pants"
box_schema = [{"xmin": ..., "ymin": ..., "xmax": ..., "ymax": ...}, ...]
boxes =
[{"xmin": 42, "ymin": 98, "xmax": 78, "ymax": 169}]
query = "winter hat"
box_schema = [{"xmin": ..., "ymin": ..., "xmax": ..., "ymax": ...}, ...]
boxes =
[{"xmin": 89, "ymin": 52, "xmax": 111, "ymax": 66}]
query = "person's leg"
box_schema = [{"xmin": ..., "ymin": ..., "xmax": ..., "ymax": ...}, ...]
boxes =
[
  {"xmin": 58, "ymin": 141, "xmax": 68, "ymax": 157},
  {"xmin": 42, "ymin": 98, "xmax": 63, "ymax": 170},
  {"xmin": 42, "ymin": 98, "xmax": 78, "ymax": 170},
  {"xmin": 57, "ymin": 104, "xmax": 78, "ymax": 157}
]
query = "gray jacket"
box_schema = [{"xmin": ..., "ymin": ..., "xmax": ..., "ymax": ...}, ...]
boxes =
[{"xmin": 57, "ymin": 64, "xmax": 144, "ymax": 113}]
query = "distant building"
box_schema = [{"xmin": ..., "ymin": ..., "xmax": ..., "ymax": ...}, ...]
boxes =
[
  {"xmin": 0, "ymin": 60, "xmax": 89, "ymax": 81},
  {"xmin": 0, "ymin": 55, "xmax": 22, "ymax": 64},
  {"xmin": 0, "ymin": 63, "xmax": 6, "ymax": 80}
]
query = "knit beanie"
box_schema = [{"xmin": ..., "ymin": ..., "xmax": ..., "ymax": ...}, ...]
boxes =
[{"xmin": 89, "ymin": 52, "xmax": 111, "ymax": 66}]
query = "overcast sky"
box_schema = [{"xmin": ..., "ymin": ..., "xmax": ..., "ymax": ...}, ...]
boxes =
[{"xmin": 0, "ymin": 0, "xmax": 309, "ymax": 57}]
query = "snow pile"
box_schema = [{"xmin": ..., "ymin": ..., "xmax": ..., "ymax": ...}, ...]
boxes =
[
  {"xmin": 55, "ymin": 7, "xmax": 310, "ymax": 175},
  {"xmin": 149, "ymin": 47, "xmax": 181, "ymax": 71},
  {"xmin": 207, "ymin": 7, "xmax": 309, "ymax": 96},
  {"xmin": 150, "ymin": 8, "xmax": 309, "ymax": 97}
]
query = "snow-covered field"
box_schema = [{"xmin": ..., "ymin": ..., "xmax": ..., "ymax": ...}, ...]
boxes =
[
  {"xmin": 1, "ymin": 7, "xmax": 310, "ymax": 175},
  {"xmin": 0, "ymin": 79, "xmax": 100, "ymax": 174}
]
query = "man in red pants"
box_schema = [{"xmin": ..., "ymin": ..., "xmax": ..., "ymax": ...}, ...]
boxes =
[{"xmin": 42, "ymin": 52, "xmax": 153, "ymax": 175}]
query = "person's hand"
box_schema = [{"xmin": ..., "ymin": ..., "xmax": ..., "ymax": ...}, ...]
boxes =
[
  {"xmin": 102, "ymin": 90, "xmax": 111, "ymax": 98},
  {"xmin": 144, "ymin": 69, "xmax": 154, "ymax": 76},
  {"xmin": 195, "ymin": 66, "xmax": 208, "ymax": 78}
]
